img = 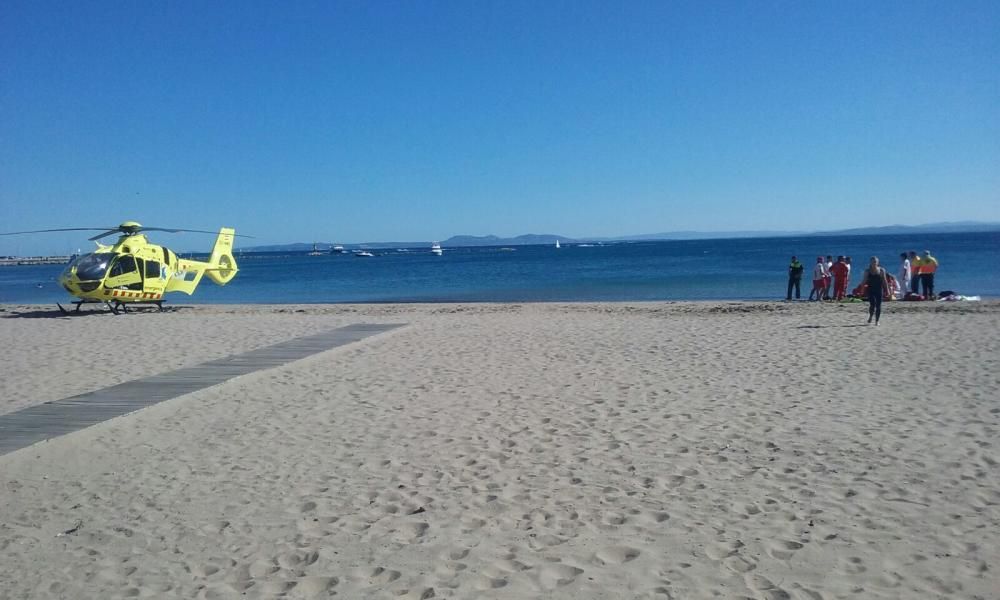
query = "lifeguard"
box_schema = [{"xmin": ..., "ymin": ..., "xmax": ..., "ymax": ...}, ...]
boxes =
[
  {"xmin": 921, "ymin": 250, "xmax": 939, "ymax": 299},
  {"xmin": 908, "ymin": 251, "xmax": 922, "ymax": 294}
]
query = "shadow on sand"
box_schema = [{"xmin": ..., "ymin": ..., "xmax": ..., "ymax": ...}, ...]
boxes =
[
  {"xmin": 795, "ymin": 323, "xmax": 873, "ymax": 329},
  {"xmin": 1, "ymin": 305, "xmax": 189, "ymax": 319}
]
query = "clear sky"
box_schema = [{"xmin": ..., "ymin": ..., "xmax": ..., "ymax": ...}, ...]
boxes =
[{"xmin": 2, "ymin": 1, "xmax": 998, "ymax": 254}]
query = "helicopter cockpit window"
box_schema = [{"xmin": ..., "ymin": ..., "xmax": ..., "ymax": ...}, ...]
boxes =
[
  {"xmin": 109, "ymin": 256, "xmax": 137, "ymax": 277},
  {"xmin": 145, "ymin": 260, "xmax": 161, "ymax": 279},
  {"xmin": 73, "ymin": 253, "xmax": 115, "ymax": 281}
]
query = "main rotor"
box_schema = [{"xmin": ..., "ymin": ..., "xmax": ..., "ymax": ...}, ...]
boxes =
[{"xmin": 1, "ymin": 221, "xmax": 252, "ymax": 241}]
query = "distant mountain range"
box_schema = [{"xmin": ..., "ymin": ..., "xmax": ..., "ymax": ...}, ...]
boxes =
[{"xmin": 241, "ymin": 221, "xmax": 1000, "ymax": 251}]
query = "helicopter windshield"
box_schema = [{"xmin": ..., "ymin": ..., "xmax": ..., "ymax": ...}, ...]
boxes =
[{"xmin": 71, "ymin": 253, "xmax": 115, "ymax": 281}]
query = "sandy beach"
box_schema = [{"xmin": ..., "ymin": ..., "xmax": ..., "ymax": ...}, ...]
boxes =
[{"xmin": 1, "ymin": 301, "xmax": 998, "ymax": 599}]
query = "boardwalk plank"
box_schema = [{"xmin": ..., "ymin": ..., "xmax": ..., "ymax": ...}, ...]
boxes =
[{"xmin": 0, "ymin": 323, "xmax": 405, "ymax": 455}]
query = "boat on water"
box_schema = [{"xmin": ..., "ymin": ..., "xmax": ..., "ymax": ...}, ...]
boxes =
[
  {"xmin": 555, "ymin": 239, "xmax": 561, "ymax": 249},
  {"xmin": 308, "ymin": 243, "xmax": 324, "ymax": 256},
  {"xmin": 430, "ymin": 242, "xmax": 443, "ymax": 256},
  {"xmin": 331, "ymin": 245, "xmax": 346, "ymax": 254},
  {"xmin": 354, "ymin": 250, "xmax": 374, "ymax": 257}
]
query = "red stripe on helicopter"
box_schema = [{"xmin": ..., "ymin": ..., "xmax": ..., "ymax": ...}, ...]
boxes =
[{"xmin": 110, "ymin": 290, "xmax": 161, "ymax": 300}]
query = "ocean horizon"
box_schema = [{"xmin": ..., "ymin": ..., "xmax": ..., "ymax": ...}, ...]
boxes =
[{"xmin": 2, "ymin": 231, "xmax": 997, "ymax": 305}]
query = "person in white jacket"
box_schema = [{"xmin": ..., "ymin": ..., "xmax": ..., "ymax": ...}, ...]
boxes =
[
  {"xmin": 809, "ymin": 257, "xmax": 827, "ymax": 301},
  {"xmin": 898, "ymin": 252, "xmax": 911, "ymax": 298}
]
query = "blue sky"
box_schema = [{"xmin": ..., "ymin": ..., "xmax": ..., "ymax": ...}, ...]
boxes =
[{"xmin": 2, "ymin": 1, "xmax": 998, "ymax": 254}]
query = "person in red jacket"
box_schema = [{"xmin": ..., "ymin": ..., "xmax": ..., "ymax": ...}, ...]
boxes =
[{"xmin": 830, "ymin": 256, "xmax": 850, "ymax": 300}]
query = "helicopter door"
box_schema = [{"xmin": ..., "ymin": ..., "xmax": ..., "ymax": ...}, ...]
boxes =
[
  {"xmin": 104, "ymin": 256, "xmax": 144, "ymax": 291},
  {"xmin": 143, "ymin": 259, "xmax": 165, "ymax": 293}
]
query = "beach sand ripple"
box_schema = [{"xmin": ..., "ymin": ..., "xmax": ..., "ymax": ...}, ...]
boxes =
[{"xmin": 1, "ymin": 301, "xmax": 998, "ymax": 598}]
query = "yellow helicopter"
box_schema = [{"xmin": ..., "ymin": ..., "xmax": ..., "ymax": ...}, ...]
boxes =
[{"xmin": 1, "ymin": 221, "xmax": 247, "ymax": 314}]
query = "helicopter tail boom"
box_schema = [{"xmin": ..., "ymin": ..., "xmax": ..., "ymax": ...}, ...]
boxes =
[
  {"xmin": 163, "ymin": 228, "xmax": 239, "ymax": 295},
  {"xmin": 205, "ymin": 228, "xmax": 238, "ymax": 285}
]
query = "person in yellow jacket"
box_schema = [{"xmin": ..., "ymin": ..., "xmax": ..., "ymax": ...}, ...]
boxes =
[
  {"xmin": 907, "ymin": 251, "xmax": 921, "ymax": 294},
  {"xmin": 921, "ymin": 250, "xmax": 939, "ymax": 299}
]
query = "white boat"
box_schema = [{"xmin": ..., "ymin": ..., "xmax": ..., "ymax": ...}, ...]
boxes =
[
  {"xmin": 354, "ymin": 250, "xmax": 374, "ymax": 257},
  {"xmin": 308, "ymin": 243, "xmax": 324, "ymax": 256},
  {"xmin": 331, "ymin": 245, "xmax": 346, "ymax": 254},
  {"xmin": 555, "ymin": 239, "xmax": 561, "ymax": 249},
  {"xmin": 430, "ymin": 242, "xmax": 443, "ymax": 256}
]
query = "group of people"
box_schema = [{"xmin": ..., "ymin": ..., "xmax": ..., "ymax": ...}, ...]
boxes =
[
  {"xmin": 785, "ymin": 250, "xmax": 940, "ymax": 325},
  {"xmin": 897, "ymin": 250, "xmax": 940, "ymax": 299}
]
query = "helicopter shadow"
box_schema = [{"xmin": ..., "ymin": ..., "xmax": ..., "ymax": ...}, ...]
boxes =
[{"xmin": 1, "ymin": 305, "xmax": 191, "ymax": 319}]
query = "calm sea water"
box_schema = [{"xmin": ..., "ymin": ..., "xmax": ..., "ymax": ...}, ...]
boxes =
[{"xmin": 2, "ymin": 232, "xmax": 997, "ymax": 304}]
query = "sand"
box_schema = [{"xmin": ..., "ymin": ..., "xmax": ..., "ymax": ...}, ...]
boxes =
[{"xmin": 0, "ymin": 301, "xmax": 998, "ymax": 599}]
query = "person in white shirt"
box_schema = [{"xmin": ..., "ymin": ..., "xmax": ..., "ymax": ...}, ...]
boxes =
[
  {"xmin": 898, "ymin": 252, "xmax": 911, "ymax": 298},
  {"xmin": 809, "ymin": 256, "xmax": 827, "ymax": 301},
  {"xmin": 823, "ymin": 255, "xmax": 834, "ymax": 300}
]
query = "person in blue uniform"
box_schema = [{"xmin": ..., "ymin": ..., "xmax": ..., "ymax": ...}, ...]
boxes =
[{"xmin": 786, "ymin": 256, "xmax": 804, "ymax": 300}]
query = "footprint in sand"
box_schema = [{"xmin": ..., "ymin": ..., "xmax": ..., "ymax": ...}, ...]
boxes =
[
  {"xmin": 724, "ymin": 555, "xmax": 756, "ymax": 573},
  {"xmin": 297, "ymin": 576, "xmax": 339, "ymax": 597},
  {"xmin": 527, "ymin": 533, "xmax": 568, "ymax": 551},
  {"xmin": 257, "ymin": 580, "xmax": 297, "ymax": 595},
  {"xmin": 594, "ymin": 546, "xmax": 640, "ymax": 565},
  {"xmin": 248, "ymin": 560, "xmax": 280, "ymax": 578},
  {"xmin": 602, "ymin": 511, "xmax": 627, "ymax": 525},
  {"xmin": 440, "ymin": 547, "xmax": 470, "ymax": 561},
  {"xmin": 842, "ymin": 556, "xmax": 867, "ymax": 574},
  {"xmin": 277, "ymin": 549, "xmax": 319, "ymax": 569},
  {"xmin": 394, "ymin": 522, "xmax": 429, "ymax": 542},
  {"xmin": 474, "ymin": 576, "xmax": 508, "ymax": 590},
  {"xmin": 767, "ymin": 540, "xmax": 805, "ymax": 560},
  {"xmin": 705, "ymin": 540, "xmax": 744, "ymax": 560},
  {"xmin": 357, "ymin": 566, "xmax": 401, "ymax": 586},
  {"xmin": 192, "ymin": 563, "xmax": 221, "ymax": 577},
  {"xmin": 745, "ymin": 574, "xmax": 791, "ymax": 600},
  {"xmin": 434, "ymin": 561, "xmax": 468, "ymax": 578},
  {"xmin": 538, "ymin": 564, "xmax": 584, "ymax": 590}
]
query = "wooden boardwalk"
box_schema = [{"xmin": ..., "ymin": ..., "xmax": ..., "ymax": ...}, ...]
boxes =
[{"xmin": 0, "ymin": 323, "xmax": 405, "ymax": 456}]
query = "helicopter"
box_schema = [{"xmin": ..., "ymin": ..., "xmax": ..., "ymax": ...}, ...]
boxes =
[{"xmin": 0, "ymin": 221, "xmax": 247, "ymax": 314}]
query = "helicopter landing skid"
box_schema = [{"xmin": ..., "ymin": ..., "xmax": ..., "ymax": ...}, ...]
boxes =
[
  {"xmin": 56, "ymin": 300, "xmax": 114, "ymax": 315},
  {"xmin": 56, "ymin": 300, "xmax": 165, "ymax": 315},
  {"xmin": 111, "ymin": 300, "xmax": 165, "ymax": 314}
]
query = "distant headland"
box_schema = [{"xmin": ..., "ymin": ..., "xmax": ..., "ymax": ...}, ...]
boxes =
[{"xmin": 241, "ymin": 221, "xmax": 1000, "ymax": 252}]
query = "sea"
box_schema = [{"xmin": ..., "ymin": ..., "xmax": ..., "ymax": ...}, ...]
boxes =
[{"xmin": 2, "ymin": 232, "xmax": 998, "ymax": 305}]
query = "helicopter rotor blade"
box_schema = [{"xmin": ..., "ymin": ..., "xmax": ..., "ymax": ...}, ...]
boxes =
[
  {"xmin": 0, "ymin": 227, "xmax": 118, "ymax": 236},
  {"xmin": 2, "ymin": 225, "xmax": 254, "ymax": 240},
  {"xmin": 88, "ymin": 230, "xmax": 125, "ymax": 241},
  {"xmin": 141, "ymin": 227, "xmax": 255, "ymax": 238}
]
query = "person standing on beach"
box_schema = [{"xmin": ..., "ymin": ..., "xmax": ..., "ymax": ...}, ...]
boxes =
[
  {"xmin": 830, "ymin": 256, "xmax": 850, "ymax": 300},
  {"xmin": 787, "ymin": 256, "xmax": 804, "ymax": 300},
  {"xmin": 908, "ymin": 251, "xmax": 922, "ymax": 294},
  {"xmin": 898, "ymin": 252, "xmax": 911, "ymax": 298},
  {"xmin": 809, "ymin": 256, "xmax": 826, "ymax": 301},
  {"xmin": 921, "ymin": 250, "xmax": 939, "ymax": 299},
  {"xmin": 824, "ymin": 255, "xmax": 834, "ymax": 300},
  {"xmin": 863, "ymin": 256, "xmax": 889, "ymax": 324}
]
